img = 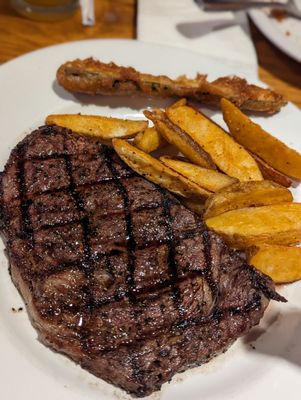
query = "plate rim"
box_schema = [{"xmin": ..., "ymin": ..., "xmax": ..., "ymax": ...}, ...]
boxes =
[
  {"xmin": 0, "ymin": 38, "xmax": 301, "ymax": 400},
  {"xmin": 0, "ymin": 37, "xmax": 258, "ymax": 75},
  {"xmin": 249, "ymin": 9, "xmax": 301, "ymax": 63}
]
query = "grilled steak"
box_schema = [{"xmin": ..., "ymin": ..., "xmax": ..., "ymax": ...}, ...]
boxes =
[{"xmin": 0, "ymin": 125, "xmax": 284, "ymax": 397}]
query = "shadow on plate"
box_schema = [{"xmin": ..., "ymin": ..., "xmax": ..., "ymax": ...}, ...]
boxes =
[
  {"xmin": 243, "ymin": 310, "xmax": 301, "ymax": 369},
  {"xmin": 52, "ymin": 80, "xmax": 222, "ymax": 120},
  {"xmin": 176, "ymin": 19, "xmax": 237, "ymax": 39},
  {"xmin": 178, "ymin": 1, "xmax": 251, "ymax": 40},
  {"xmin": 52, "ymin": 80, "xmax": 175, "ymax": 112},
  {"xmin": 52, "ymin": 75, "xmax": 275, "ymax": 123}
]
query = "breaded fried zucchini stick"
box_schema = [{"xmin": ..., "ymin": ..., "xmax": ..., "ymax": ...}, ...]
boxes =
[{"xmin": 56, "ymin": 58, "xmax": 286, "ymax": 114}]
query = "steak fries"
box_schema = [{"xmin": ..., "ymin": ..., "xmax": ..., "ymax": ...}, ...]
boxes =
[
  {"xmin": 46, "ymin": 114, "xmax": 148, "ymax": 139},
  {"xmin": 133, "ymin": 126, "xmax": 167, "ymax": 153},
  {"xmin": 112, "ymin": 138, "xmax": 211, "ymax": 199},
  {"xmin": 160, "ymin": 157, "xmax": 237, "ymax": 192},
  {"xmin": 203, "ymin": 181, "xmax": 293, "ymax": 219},
  {"xmin": 251, "ymin": 153, "xmax": 297, "ymax": 188},
  {"xmin": 165, "ymin": 104, "xmax": 263, "ymax": 181},
  {"xmin": 205, "ymin": 204, "xmax": 301, "ymax": 248},
  {"xmin": 44, "ymin": 98, "xmax": 301, "ymax": 288},
  {"xmin": 221, "ymin": 98, "xmax": 301, "ymax": 180},
  {"xmin": 145, "ymin": 108, "xmax": 216, "ymax": 169}
]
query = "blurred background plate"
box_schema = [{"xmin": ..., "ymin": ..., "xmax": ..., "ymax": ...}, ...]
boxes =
[{"xmin": 249, "ymin": 3, "xmax": 301, "ymax": 62}]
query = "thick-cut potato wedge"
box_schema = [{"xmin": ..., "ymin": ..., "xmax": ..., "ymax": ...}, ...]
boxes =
[
  {"xmin": 160, "ymin": 157, "xmax": 237, "ymax": 192},
  {"xmin": 205, "ymin": 203, "xmax": 301, "ymax": 249},
  {"xmin": 221, "ymin": 98, "xmax": 301, "ymax": 180},
  {"xmin": 248, "ymin": 244, "xmax": 301, "ymax": 284},
  {"xmin": 204, "ymin": 180, "xmax": 293, "ymax": 219},
  {"xmin": 166, "ymin": 104, "xmax": 263, "ymax": 181},
  {"xmin": 169, "ymin": 98, "xmax": 187, "ymax": 109},
  {"xmin": 144, "ymin": 109, "xmax": 216, "ymax": 169},
  {"xmin": 112, "ymin": 139, "xmax": 211, "ymax": 199},
  {"xmin": 45, "ymin": 114, "xmax": 148, "ymax": 139},
  {"xmin": 133, "ymin": 127, "xmax": 167, "ymax": 153},
  {"xmin": 252, "ymin": 153, "xmax": 297, "ymax": 188}
]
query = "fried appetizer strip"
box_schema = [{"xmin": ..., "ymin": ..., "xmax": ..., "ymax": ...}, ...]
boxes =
[{"xmin": 57, "ymin": 58, "xmax": 286, "ymax": 113}]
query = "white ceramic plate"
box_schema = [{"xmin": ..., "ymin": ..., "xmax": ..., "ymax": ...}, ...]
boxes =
[
  {"xmin": 0, "ymin": 39, "xmax": 301, "ymax": 400},
  {"xmin": 249, "ymin": 1, "xmax": 301, "ymax": 62}
]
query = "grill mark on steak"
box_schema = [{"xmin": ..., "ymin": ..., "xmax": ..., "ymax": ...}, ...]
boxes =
[
  {"xmin": 194, "ymin": 217, "xmax": 220, "ymax": 314},
  {"xmin": 0, "ymin": 125, "xmax": 285, "ymax": 397},
  {"xmin": 246, "ymin": 264, "xmax": 285, "ymax": 302},
  {"xmin": 102, "ymin": 146, "xmax": 137, "ymax": 302},
  {"xmin": 12, "ymin": 229, "xmax": 204, "ymax": 285},
  {"xmin": 158, "ymin": 188, "xmax": 184, "ymax": 318},
  {"xmin": 102, "ymin": 146, "xmax": 145, "ymax": 384},
  {"xmin": 175, "ymin": 291, "xmax": 262, "ymax": 332},
  {"xmin": 202, "ymin": 230, "xmax": 219, "ymax": 306},
  {"xmin": 25, "ymin": 153, "xmax": 68, "ymax": 161},
  {"xmin": 63, "ymin": 150, "xmax": 92, "ymax": 274},
  {"xmin": 16, "ymin": 144, "xmax": 33, "ymax": 239},
  {"xmin": 61, "ymin": 138, "xmax": 98, "ymax": 352}
]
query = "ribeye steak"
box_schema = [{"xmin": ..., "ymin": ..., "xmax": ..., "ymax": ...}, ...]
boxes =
[{"xmin": 0, "ymin": 125, "xmax": 283, "ymax": 397}]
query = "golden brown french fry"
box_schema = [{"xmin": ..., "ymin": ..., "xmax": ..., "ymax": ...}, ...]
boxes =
[
  {"xmin": 45, "ymin": 114, "xmax": 148, "ymax": 139},
  {"xmin": 205, "ymin": 203, "xmax": 301, "ymax": 249},
  {"xmin": 144, "ymin": 109, "xmax": 216, "ymax": 170},
  {"xmin": 169, "ymin": 98, "xmax": 187, "ymax": 108},
  {"xmin": 133, "ymin": 127, "xmax": 167, "ymax": 153},
  {"xmin": 204, "ymin": 180, "xmax": 293, "ymax": 219},
  {"xmin": 112, "ymin": 139, "xmax": 211, "ymax": 199},
  {"xmin": 252, "ymin": 153, "xmax": 297, "ymax": 188},
  {"xmin": 221, "ymin": 98, "xmax": 301, "ymax": 180},
  {"xmin": 166, "ymin": 104, "xmax": 263, "ymax": 181},
  {"xmin": 248, "ymin": 244, "xmax": 301, "ymax": 284},
  {"xmin": 160, "ymin": 157, "xmax": 237, "ymax": 192}
]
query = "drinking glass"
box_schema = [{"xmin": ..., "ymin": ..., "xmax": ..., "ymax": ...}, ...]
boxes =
[{"xmin": 10, "ymin": 0, "xmax": 79, "ymax": 21}]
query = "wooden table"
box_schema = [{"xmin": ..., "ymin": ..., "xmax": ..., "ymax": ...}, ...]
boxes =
[{"xmin": 0, "ymin": 0, "xmax": 300, "ymax": 108}]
